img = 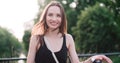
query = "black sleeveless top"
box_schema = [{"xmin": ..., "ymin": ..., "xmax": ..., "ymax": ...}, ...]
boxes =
[{"xmin": 35, "ymin": 35, "xmax": 68, "ymax": 63}]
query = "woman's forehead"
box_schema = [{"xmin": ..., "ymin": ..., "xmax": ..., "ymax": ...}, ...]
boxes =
[{"xmin": 47, "ymin": 6, "xmax": 61, "ymax": 14}]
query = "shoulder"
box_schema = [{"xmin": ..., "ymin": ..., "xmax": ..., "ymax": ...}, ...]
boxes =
[
  {"xmin": 30, "ymin": 35, "xmax": 40, "ymax": 47},
  {"xmin": 65, "ymin": 34, "xmax": 74, "ymax": 47},
  {"xmin": 65, "ymin": 34, "xmax": 74, "ymax": 41}
]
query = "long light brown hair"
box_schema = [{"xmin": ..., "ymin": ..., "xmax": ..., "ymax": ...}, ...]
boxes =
[{"xmin": 32, "ymin": 1, "xmax": 67, "ymax": 36}]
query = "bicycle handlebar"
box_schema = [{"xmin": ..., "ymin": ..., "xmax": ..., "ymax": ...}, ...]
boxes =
[{"xmin": 93, "ymin": 59, "xmax": 102, "ymax": 63}]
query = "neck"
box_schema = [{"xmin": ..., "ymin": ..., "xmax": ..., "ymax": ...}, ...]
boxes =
[{"xmin": 45, "ymin": 29, "xmax": 61, "ymax": 37}]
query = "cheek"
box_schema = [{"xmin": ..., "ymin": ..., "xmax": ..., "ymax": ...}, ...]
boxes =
[
  {"xmin": 46, "ymin": 16, "xmax": 50, "ymax": 21},
  {"xmin": 58, "ymin": 18, "xmax": 62, "ymax": 24},
  {"xmin": 46, "ymin": 17, "xmax": 51, "ymax": 24}
]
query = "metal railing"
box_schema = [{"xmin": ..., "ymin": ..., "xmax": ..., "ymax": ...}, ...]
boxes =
[
  {"xmin": 78, "ymin": 52, "xmax": 120, "ymax": 57},
  {"xmin": 0, "ymin": 58, "xmax": 26, "ymax": 63},
  {"xmin": 0, "ymin": 52, "xmax": 120, "ymax": 63}
]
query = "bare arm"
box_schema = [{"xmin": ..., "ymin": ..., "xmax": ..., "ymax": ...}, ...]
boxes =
[
  {"xmin": 84, "ymin": 55, "xmax": 113, "ymax": 63},
  {"xmin": 27, "ymin": 35, "xmax": 40, "ymax": 63},
  {"xmin": 66, "ymin": 34, "xmax": 113, "ymax": 63},
  {"xmin": 66, "ymin": 34, "xmax": 80, "ymax": 63}
]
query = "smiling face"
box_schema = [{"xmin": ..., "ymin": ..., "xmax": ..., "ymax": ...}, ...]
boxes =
[
  {"xmin": 46, "ymin": 6, "xmax": 62, "ymax": 30},
  {"xmin": 32, "ymin": 1, "xmax": 67, "ymax": 35}
]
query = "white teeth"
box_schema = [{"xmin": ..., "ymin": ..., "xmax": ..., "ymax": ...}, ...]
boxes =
[{"xmin": 51, "ymin": 22, "xmax": 57, "ymax": 25}]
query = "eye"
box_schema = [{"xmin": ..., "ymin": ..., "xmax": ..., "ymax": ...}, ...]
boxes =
[
  {"xmin": 48, "ymin": 13, "xmax": 53, "ymax": 17},
  {"xmin": 57, "ymin": 14, "xmax": 61, "ymax": 17}
]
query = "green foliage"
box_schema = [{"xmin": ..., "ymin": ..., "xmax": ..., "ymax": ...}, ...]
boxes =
[
  {"xmin": 109, "ymin": 55, "xmax": 120, "ymax": 63},
  {"xmin": 22, "ymin": 30, "xmax": 31, "ymax": 55},
  {"xmin": 112, "ymin": 56, "xmax": 120, "ymax": 63},
  {"xmin": 72, "ymin": 3, "xmax": 119, "ymax": 53},
  {"xmin": 66, "ymin": 9, "xmax": 78, "ymax": 34},
  {"xmin": 0, "ymin": 27, "xmax": 22, "ymax": 58},
  {"xmin": 60, "ymin": 0, "xmax": 78, "ymax": 34},
  {"xmin": 23, "ymin": 0, "xmax": 120, "ymax": 54},
  {"xmin": 109, "ymin": 0, "xmax": 120, "ymax": 43}
]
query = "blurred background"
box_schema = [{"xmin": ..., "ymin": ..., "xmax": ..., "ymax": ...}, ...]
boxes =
[{"xmin": 0, "ymin": 0, "xmax": 120, "ymax": 63}]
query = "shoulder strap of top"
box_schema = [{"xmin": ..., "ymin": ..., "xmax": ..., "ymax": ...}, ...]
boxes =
[
  {"xmin": 44, "ymin": 36, "xmax": 59, "ymax": 63},
  {"xmin": 63, "ymin": 34, "xmax": 66, "ymax": 46}
]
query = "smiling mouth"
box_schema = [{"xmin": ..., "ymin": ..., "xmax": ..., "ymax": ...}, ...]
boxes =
[{"xmin": 50, "ymin": 22, "xmax": 58, "ymax": 26}]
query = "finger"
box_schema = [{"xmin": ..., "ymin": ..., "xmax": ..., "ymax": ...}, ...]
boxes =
[{"xmin": 102, "ymin": 56, "xmax": 113, "ymax": 63}]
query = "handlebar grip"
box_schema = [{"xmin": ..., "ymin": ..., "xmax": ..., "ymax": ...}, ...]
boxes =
[{"xmin": 93, "ymin": 60, "xmax": 102, "ymax": 63}]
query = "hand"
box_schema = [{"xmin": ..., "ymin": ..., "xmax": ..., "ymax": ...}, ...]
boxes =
[{"xmin": 90, "ymin": 55, "xmax": 113, "ymax": 63}]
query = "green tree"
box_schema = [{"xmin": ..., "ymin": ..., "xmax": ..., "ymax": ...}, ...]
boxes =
[
  {"xmin": 22, "ymin": 30, "xmax": 31, "ymax": 55},
  {"xmin": 108, "ymin": 0, "xmax": 120, "ymax": 44},
  {"xmin": 23, "ymin": 0, "xmax": 120, "ymax": 54},
  {"xmin": 72, "ymin": 3, "xmax": 119, "ymax": 53},
  {"xmin": 59, "ymin": 0, "xmax": 78, "ymax": 34},
  {"xmin": 66, "ymin": 9, "xmax": 78, "ymax": 34},
  {"xmin": 76, "ymin": 0, "xmax": 120, "ymax": 37},
  {"xmin": 0, "ymin": 27, "xmax": 22, "ymax": 58}
]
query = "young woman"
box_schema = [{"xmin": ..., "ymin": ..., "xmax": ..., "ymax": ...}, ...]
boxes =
[{"xmin": 27, "ymin": 1, "xmax": 113, "ymax": 63}]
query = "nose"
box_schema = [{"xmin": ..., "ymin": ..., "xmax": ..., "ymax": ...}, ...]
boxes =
[{"xmin": 52, "ymin": 16, "xmax": 57, "ymax": 21}]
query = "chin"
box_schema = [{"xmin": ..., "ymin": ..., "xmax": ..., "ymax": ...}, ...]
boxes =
[
  {"xmin": 49, "ymin": 26, "xmax": 59, "ymax": 30},
  {"xmin": 50, "ymin": 27, "xmax": 58, "ymax": 29},
  {"xmin": 50, "ymin": 26, "xmax": 59, "ymax": 29}
]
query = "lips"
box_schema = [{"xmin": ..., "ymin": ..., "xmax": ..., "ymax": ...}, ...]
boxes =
[{"xmin": 50, "ymin": 22, "xmax": 58, "ymax": 26}]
